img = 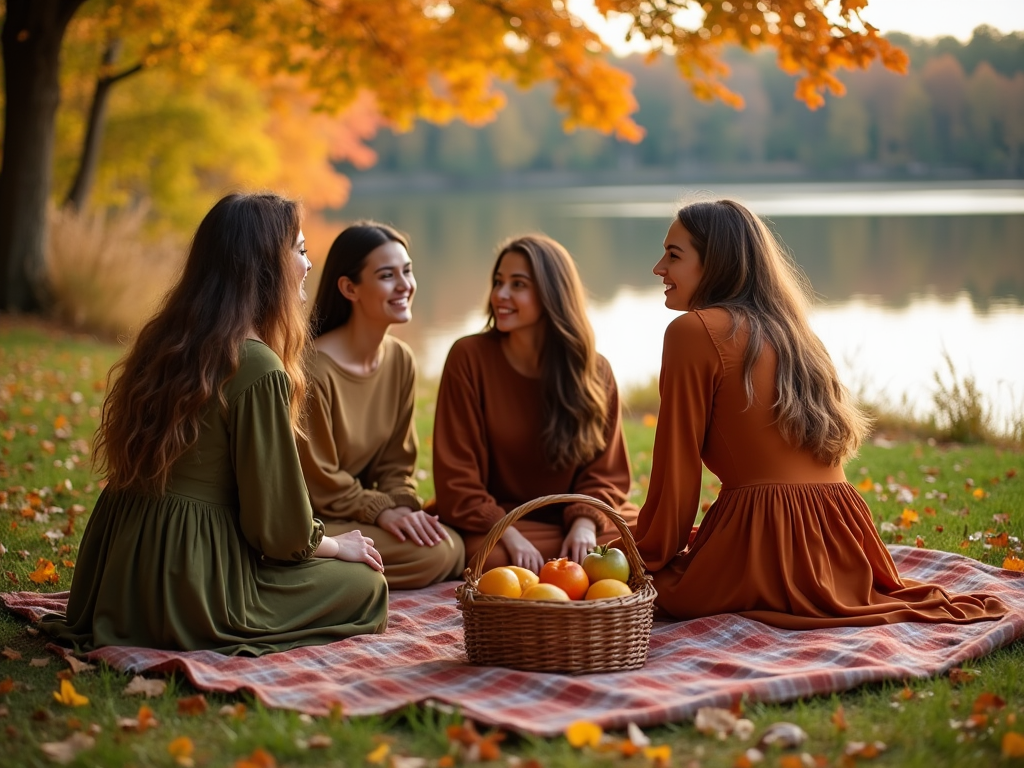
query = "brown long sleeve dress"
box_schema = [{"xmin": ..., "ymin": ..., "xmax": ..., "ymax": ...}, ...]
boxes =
[
  {"xmin": 297, "ymin": 336, "xmax": 464, "ymax": 589},
  {"xmin": 432, "ymin": 331, "xmax": 638, "ymax": 570},
  {"xmin": 635, "ymin": 308, "xmax": 1006, "ymax": 628}
]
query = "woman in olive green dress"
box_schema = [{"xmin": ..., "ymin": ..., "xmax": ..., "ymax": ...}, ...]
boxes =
[{"xmin": 40, "ymin": 192, "xmax": 389, "ymax": 655}]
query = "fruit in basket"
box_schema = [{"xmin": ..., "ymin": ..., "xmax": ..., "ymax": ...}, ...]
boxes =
[
  {"xmin": 477, "ymin": 567, "xmax": 523, "ymax": 597},
  {"xmin": 521, "ymin": 583, "xmax": 571, "ymax": 601},
  {"xmin": 582, "ymin": 544, "xmax": 630, "ymax": 584},
  {"xmin": 585, "ymin": 579, "xmax": 633, "ymax": 600},
  {"xmin": 539, "ymin": 558, "xmax": 589, "ymax": 600},
  {"xmin": 506, "ymin": 565, "xmax": 540, "ymax": 591}
]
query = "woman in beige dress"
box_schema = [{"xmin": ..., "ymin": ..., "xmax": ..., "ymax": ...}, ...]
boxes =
[{"xmin": 298, "ymin": 222, "xmax": 464, "ymax": 589}]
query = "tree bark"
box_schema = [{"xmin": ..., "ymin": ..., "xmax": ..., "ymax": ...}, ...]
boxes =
[
  {"xmin": 64, "ymin": 39, "xmax": 142, "ymax": 212},
  {"xmin": 0, "ymin": 0, "xmax": 87, "ymax": 313}
]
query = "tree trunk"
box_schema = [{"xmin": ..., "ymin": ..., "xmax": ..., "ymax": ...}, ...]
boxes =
[
  {"xmin": 0, "ymin": 0, "xmax": 87, "ymax": 313},
  {"xmin": 64, "ymin": 38, "xmax": 142, "ymax": 212}
]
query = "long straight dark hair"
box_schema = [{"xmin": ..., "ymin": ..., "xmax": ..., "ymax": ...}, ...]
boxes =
[
  {"xmin": 96, "ymin": 192, "xmax": 310, "ymax": 493},
  {"xmin": 309, "ymin": 221, "xmax": 410, "ymax": 337},
  {"xmin": 487, "ymin": 234, "xmax": 609, "ymax": 469},
  {"xmin": 679, "ymin": 199, "xmax": 870, "ymax": 464}
]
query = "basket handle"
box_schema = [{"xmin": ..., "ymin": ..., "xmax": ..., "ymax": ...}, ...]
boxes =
[{"xmin": 463, "ymin": 493, "xmax": 649, "ymax": 587}]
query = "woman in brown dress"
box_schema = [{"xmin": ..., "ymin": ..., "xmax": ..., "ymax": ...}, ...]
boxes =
[
  {"xmin": 432, "ymin": 234, "xmax": 638, "ymax": 572},
  {"xmin": 40, "ymin": 193, "xmax": 389, "ymax": 654},
  {"xmin": 633, "ymin": 198, "xmax": 1005, "ymax": 628}
]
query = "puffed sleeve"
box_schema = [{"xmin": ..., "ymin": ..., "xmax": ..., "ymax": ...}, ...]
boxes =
[
  {"xmin": 370, "ymin": 346, "xmax": 422, "ymax": 511},
  {"xmin": 563, "ymin": 360, "xmax": 637, "ymax": 533},
  {"xmin": 230, "ymin": 370, "xmax": 323, "ymax": 562},
  {"xmin": 432, "ymin": 340, "xmax": 507, "ymax": 532},
  {"xmin": 632, "ymin": 312, "xmax": 721, "ymax": 571},
  {"xmin": 297, "ymin": 377, "xmax": 396, "ymax": 524}
]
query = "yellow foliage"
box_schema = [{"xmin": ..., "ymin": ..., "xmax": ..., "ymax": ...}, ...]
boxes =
[
  {"xmin": 566, "ymin": 720, "xmax": 603, "ymax": 748},
  {"xmin": 53, "ymin": 679, "xmax": 90, "ymax": 707}
]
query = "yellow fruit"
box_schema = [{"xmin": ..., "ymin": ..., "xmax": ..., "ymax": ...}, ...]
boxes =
[
  {"xmin": 521, "ymin": 583, "xmax": 571, "ymax": 601},
  {"xmin": 477, "ymin": 567, "xmax": 522, "ymax": 598},
  {"xmin": 506, "ymin": 566, "xmax": 540, "ymax": 591},
  {"xmin": 584, "ymin": 579, "xmax": 633, "ymax": 600}
]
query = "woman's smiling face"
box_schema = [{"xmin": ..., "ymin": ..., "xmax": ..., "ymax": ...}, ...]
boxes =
[
  {"xmin": 490, "ymin": 250, "xmax": 544, "ymax": 333},
  {"xmin": 654, "ymin": 219, "xmax": 704, "ymax": 311},
  {"xmin": 348, "ymin": 240, "xmax": 416, "ymax": 325}
]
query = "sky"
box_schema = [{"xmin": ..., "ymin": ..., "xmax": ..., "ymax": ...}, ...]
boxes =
[{"xmin": 569, "ymin": 0, "xmax": 1024, "ymax": 56}]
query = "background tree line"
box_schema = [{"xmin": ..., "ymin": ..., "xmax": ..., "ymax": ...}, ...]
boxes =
[{"xmin": 356, "ymin": 27, "xmax": 1024, "ymax": 182}]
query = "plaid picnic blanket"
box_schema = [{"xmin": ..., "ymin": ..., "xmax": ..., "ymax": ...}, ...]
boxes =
[{"xmin": 4, "ymin": 546, "xmax": 1023, "ymax": 737}]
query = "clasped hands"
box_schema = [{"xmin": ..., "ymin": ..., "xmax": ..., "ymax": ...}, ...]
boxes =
[{"xmin": 500, "ymin": 516, "xmax": 597, "ymax": 573}]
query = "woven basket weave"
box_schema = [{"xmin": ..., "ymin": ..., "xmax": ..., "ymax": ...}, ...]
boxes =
[{"xmin": 455, "ymin": 493, "xmax": 656, "ymax": 674}]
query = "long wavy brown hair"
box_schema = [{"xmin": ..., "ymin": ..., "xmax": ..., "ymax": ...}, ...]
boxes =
[
  {"xmin": 486, "ymin": 235, "xmax": 609, "ymax": 469},
  {"xmin": 678, "ymin": 199, "xmax": 870, "ymax": 465},
  {"xmin": 96, "ymin": 192, "xmax": 311, "ymax": 493}
]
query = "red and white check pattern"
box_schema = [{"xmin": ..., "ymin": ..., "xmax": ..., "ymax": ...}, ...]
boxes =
[{"xmin": 4, "ymin": 546, "xmax": 1023, "ymax": 736}]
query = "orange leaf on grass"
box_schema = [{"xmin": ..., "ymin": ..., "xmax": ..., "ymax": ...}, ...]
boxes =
[
  {"xmin": 437, "ymin": 756, "xmax": 455, "ymax": 768},
  {"xmin": 856, "ymin": 477, "xmax": 873, "ymax": 492},
  {"xmin": 235, "ymin": 747, "xmax": 276, "ymax": 768},
  {"xmin": 972, "ymin": 692, "xmax": 1006, "ymax": 714},
  {"xmin": 28, "ymin": 559, "xmax": 59, "ymax": 585},
  {"xmin": 948, "ymin": 668, "xmax": 978, "ymax": 685},
  {"xmin": 0, "ymin": 676, "xmax": 14, "ymax": 694},
  {"xmin": 177, "ymin": 694, "xmax": 208, "ymax": 715},
  {"xmin": 477, "ymin": 733, "xmax": 504, "ymax": 761},
  {"xmin": 779, "ymin": 756, "xmax": 804, "ymax": 768},
  {"xmin": 1003, "ymin": 732, "xmax": 1024, "ymax": 758},
  {"xmin": 987, "ymin": 532, "xmax": 1010, "ymax": 548},
  {"xmin": 1003, "ymin": 555, "xmax": 1024, "ymax": 572},
  {"xmin": 168, "ymin": 736, "xmax": 195, "ymax": 767},
  {"xmin": 832, "ymin": 705, "xmax": 848, "ymax": 731}
]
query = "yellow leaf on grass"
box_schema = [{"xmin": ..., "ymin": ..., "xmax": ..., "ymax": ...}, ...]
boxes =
[
  {"xmin": 643, "ymin": 744, "xmax": 672, "ymax": 766},
  {"xmin": 1003, "ymin": 732, "xmax": 1024, "ymax": 758},
  {"xmin": 857, "ymin": 477, "xmax": 874, "ymax": 492},
  {"xmin": 29, "ymin": 559, "xmax": 59, "ymax": 584},
  {"xmin": 52, "ymin": 679, "xmax": 89, "ymax": 707},
  {"xmin": 565, "ymin": 720, "xmax": 603, "ymax": 748},
  {"xmin": 366, "ymin": 743, "xmax": 390, "ymax": 764},
  {"xmin": 168, "ymin": 736, "xmax": 195, "ymax": 767},
  {"xmin": 1003, "ymin": 555, "xmax": 1024, "ymax": 572},
  {"xmin": 972, "ymin": 488, "xmax": 987, "ymax": 500}
]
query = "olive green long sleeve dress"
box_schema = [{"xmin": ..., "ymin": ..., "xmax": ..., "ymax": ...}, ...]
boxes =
[{"xmin": 40, "ymin": 341, "xmax": 389, "ymax": 655}]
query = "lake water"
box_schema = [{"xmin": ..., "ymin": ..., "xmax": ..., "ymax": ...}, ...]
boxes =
[{"xmin": 314, "ymin": 180, "xmax": 1024, "ymax": 433}]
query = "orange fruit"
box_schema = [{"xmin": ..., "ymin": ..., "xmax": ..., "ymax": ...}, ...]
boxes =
[
  {"xmin": 477, "ymin": 567, "xmax": 523, "ymax": 598},
  {"xmin": 539, "ymin": 557, "xmax": 590, "ymax": 600},
  {"xmin": 506, "ymin": 566, "xmax": 540, "ymax": 591},
  {"xmin": 521, "ymin": 583, "xmax": 571, "ymax": 601},
  {"xmin": 584, "ymin": 579, "xmax": 633, "ymax": 600}
]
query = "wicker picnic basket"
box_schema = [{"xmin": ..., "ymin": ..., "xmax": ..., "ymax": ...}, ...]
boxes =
[{"xmin": 455, "ymin": 493, "xmax": 656, "ymax": 674}]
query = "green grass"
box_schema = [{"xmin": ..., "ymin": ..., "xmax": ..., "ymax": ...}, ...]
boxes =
[{"xmin": 1, "ymin": 318, "xmax": 1023, "ymax": 767}]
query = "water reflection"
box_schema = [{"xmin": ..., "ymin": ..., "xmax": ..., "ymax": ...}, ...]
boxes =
[{"xmin": 325, "ymin": 182, "xmax": 1024, "ymax": 430}]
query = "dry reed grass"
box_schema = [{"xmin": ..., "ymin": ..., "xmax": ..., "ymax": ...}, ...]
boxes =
[{"xmin": 45, "ymin": 204, "xmax": 184, "ymax": 339}]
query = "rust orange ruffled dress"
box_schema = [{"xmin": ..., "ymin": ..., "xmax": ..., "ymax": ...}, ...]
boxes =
[{"xmin": 634, "ymin": 308, "xmax": 1006, "ymax": 629}]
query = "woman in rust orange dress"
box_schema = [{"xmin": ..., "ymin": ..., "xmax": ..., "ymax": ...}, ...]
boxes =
[
  {"xmin": 634, "ymin": 199, "xmax": 1006, "ymax": 628},
  {"xmin": 432, "ymin": 234, "xmax": 638, "ymax": 572}
]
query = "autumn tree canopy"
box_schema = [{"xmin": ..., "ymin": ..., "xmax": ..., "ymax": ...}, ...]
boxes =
[{"xmin": 0, "ymin": 0, "xmax": 906, "ymax": 313}]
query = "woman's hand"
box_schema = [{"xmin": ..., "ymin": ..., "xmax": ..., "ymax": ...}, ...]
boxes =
[
  {"xmin": 560, "ymin": 517, "xmax": 597, "ymax": 563},
  {"xmin": 377, "ymin": 506, "xmax": 452, "ymax": 547},
  {"xmin": 317, "ymin": 530, "xmax": 385, "ymax": 572},
  {"xmin": 500, "ymin": 525, "xmax": 545, "ymax": 573}
]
